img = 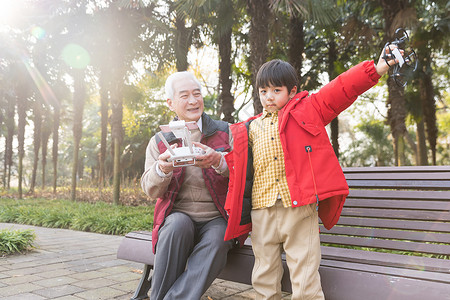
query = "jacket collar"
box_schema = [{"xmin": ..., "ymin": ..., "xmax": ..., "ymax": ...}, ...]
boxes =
[
  {"xmin": 200, "ymin": 112, "xmax": 220, "ymax": 137},
  {"xmin": 279, "ymin": 91, "xmax": 309, "ymax": 131}
]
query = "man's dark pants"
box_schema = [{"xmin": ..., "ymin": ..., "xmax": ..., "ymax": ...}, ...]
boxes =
[{"xmin": 150, "ymin": 212, "xmax": 233, "ymax": 300}]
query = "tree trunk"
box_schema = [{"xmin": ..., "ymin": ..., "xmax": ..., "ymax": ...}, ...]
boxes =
[
  {"xmin": 3, "ymin": 138, "xmax": 6, "ymax": 189},
  {"xmin": 174, "ymin": 12, "xmax": 191, "ymax": 72},
  {"xmin": 41, "ymin": 115, "xmax": 52, "ymax": 189},
  {"xmin": 113, "ymin": 136, "xmax": 121, "ymax": 204},
  {"xmin": 218, "ymin": 24, "xmax": 234, "ymax": 123},
  {"xmin": 110, "ymin": 80, "xmax": 123, "ymax": 205},
  {"xmin": 419, "ymin": 51, "xmax": 437, "ymax": 165},
  {"xmin": 0, "ymin": 95, "xmax": 3, "ymax": 188},
  {"xmin": 52, "ymin": 105, "xmax": 60, "ymax": 193},
  {"xmin": 99, "ymin": 70, "xmax": 109, "ymax": 187},
  {"xmin": 4, "ymin": 94, "xmax": 15, "ymax": 189},
  {"xmin": 326, "ymin": 38, "xmax": 340, "ymax": 158},
  {"xmin": 71, "ymin": 70, "xmax": 86, "ymax": 201},
  {"xmin": 330, "ymin": 118, "xmax": 339, "ymax": 159},
  {"xmin": 288, "ymin": 15, "xmax": 304, "ymax": 85},
  {"xmin": 17, "ymin": 88, "xmax": 27, "ymax": 199},
  {"xmin": 416, "ymin": 118, "xmax": 428, "ymax": 165},
  {"xmin": 29, "ymin": 99, "xmax": 42, "ymax": 194},
  {"xmin": 380, "ymin": 0, "xmax": 410, "ymax": 166},
  {"xmin": 247, "ymin": 0, "xmax": 271, "ymax": 115},
  {"xmin": 397, "ymin": 135, "xmax": 406, "ymax": 166},
  {"xmin": 387, "ymin": 77, "xmax": 407, "ymax": 166}
]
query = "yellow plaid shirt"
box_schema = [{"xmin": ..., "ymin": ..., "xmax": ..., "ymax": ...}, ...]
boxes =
[{"xmin": 249, "ymin": 110, "xmax": 291, "ymax": 209}]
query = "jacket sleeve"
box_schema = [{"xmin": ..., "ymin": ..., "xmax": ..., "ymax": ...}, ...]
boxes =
[
  {"xmin": 310, "ymin": 60, "xmax": 381, "ymax": 125},
  {"xmin": 140, "ymin": 135, "xmax": 172, "ymax": 199},
  {"xmin": 223, "ymin": 122, "xmax": 252, "ymax": 243}
]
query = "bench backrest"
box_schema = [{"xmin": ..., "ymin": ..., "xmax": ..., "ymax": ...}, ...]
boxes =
[{"xmin": 320, "ymin": 166, "xmax": 450, "ymax": 259}]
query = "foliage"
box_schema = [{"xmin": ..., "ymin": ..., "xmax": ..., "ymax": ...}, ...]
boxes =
[
  {"xmin": 0, "ymin": 229, "xmax": 35, "ymax": 255},
  {"xmin": 0, "ymin": 197, "xmax": 153, "ymax": 235},
  {"xmin": 341, "ymin": 116, "xmax": 396, "ymax": 167},
  {"xmin": 121, "ymin": 73, "xmax": 175, "ymax": 178}
]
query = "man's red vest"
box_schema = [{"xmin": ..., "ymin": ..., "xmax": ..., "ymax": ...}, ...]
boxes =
[{"xmin": 151, "ymin": 113, "xmax": 231, "ymax": 253}]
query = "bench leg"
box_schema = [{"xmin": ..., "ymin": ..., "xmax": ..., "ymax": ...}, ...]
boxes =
[{"xmin": 131, "ymin": 264, "xmax": 152, "ymax": 300}]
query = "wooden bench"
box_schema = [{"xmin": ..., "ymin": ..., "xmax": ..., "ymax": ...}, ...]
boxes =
[{"xmin": 117, "ymin": 166, "xmax": 450, "ymax": 300}]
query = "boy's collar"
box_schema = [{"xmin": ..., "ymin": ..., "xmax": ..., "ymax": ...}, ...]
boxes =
[{"xmin": 262, "ymin": 109, "xmax": 278, "ymax": 119}]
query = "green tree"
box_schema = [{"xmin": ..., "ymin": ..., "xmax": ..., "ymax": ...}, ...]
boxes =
[
  {"xmin": 341, "ymin": 117, "xmax": 395, "ymax": 167},
  {"xmin": 413, "ymin": 0, "xmax": 449, "ymax": 165},
  {"xmin": 176, "ymin": 0, "xmax": 243, "ymax": 122},
  {"xmin": 2, "ymin": 79, "xmax": 15, "ymax": 189},
  {"xmin": 121, "ymin": 73, "xmax": 173, "ymax": 178},
  {"xmin": 28, "ymin": 98, "xmax": 42, "ymax": 194},
  {"xmin": 378, "ymin": 0, "xmax": 418, "ymax": 166},
  {"xmin": 88, "ymin": 4, "xmax": 143, "ymax": 190},
  {"xmin": 71, "ymin": 69, "xmax": 87, "ymax": 201},
  {"xmin": 15, "ymin": 64, "xmax": 31, "ymax": 199},
  {"xmin": 247, "ymin": 0, "xmax": 271, "ymax": 114}
]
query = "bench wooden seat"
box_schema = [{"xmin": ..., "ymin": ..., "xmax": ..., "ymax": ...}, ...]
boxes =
[{"xmin": 117, "ymin": 166, "xmax": 450, "ymax": 300}]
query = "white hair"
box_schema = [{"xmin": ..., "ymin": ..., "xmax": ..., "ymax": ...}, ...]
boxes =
[{"xmin": 164, "ymin": 71, "xmax": 202, "ymax": 99}]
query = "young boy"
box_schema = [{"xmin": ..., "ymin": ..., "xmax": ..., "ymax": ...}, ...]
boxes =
[{"xmin": 223, "ymin": 47, "xmax": 401, "ymax": 299}]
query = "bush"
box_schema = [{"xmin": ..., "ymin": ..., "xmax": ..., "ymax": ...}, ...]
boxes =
[
  {"xmin": 0, "ymin": 198, "xmax": 154, "ymax": 235},
  {"xmin": 0, "ymin": 229, "xmax": 35, "ymax": 255}
]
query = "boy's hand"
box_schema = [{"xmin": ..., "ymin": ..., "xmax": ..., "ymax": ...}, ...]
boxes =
[{"xmin": 375, "ymin": 44, "xmax": 404, "ymax": 76}]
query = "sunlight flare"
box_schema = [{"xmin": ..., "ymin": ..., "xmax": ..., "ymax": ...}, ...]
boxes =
[{"xmin": 0, "ymin": 0, "xmax": 22, "ymax": 25}]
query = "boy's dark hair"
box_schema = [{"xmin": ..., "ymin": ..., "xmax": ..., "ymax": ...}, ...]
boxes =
[{"xmin": 256, "ymin": 59, "xmax": 298, "ymax": 92}]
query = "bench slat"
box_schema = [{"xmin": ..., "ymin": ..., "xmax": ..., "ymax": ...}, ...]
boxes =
[
  {"xmin": 321, "ymin": 259, "xmax": 450, "ymax": 284},
  {"xmin": 319, "ymin": 264, "xmax": 450, "ymax": 300},
  {"xmin": 320, "ymin": 235, "xmax": 450, "ymax": 255},
  {"xmin": 320, "ymin": 226, "xmax": 450, "ymax": 244},
  {"xmin": 344, "ymin": 199, "xmax": 450, "ymax": 210},
  {"xmin": 321, "ymin": 246, "xmax": 450, "ymax": 274},
  {"xmin": 343, "ymin": 166, "xmax": 450, "ymax": 173},
  {"xmin": 117, "ymin": 231, "xmax": 154, "ymax": 265},
  {"xmin": 346, "ymin": 179, "xmax": 450, "ymax": 190},
  {"xmin": 334, "ymin": 217, "xmax": 450, "ymax": 233},
  {"xmin": 340, "ymin": 208, "xmax": 450, "ymax": 221},
  {"xmin": 345, "ymin": 172, "xmax": 450, "ymax": 180},
  {"xmin": 125, "ymin": 231, "xmax": 152, "ymax": 240},
  {"xmin": 348, "ymin": 189, "xmax": 450, "ymax": 200}
]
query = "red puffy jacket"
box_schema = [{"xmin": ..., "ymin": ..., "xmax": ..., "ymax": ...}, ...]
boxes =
[{"xmin": 224, "ymin": 61, "xmax": 381, "ymax": 243}]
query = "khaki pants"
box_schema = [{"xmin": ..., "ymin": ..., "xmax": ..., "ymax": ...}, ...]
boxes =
[{"xmin": 250, "ymin": 200, "xmax": 324, "ymax": 300}]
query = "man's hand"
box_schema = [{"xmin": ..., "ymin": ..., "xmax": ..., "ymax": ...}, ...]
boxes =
[
  {"xmin": 375, "ymin": 44, "xmax": 404, "ymax": 76},
  {"xmin": 158, "ymin": 144, "xmax": 178, "ymax": 174},
  {"xmin": 192, "ymin": 142, "xmax": 222, "ymax": 169}
]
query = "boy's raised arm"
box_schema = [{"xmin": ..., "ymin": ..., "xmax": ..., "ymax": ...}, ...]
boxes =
[
  {"xmin": 375, "ymin": 45, "xmax": 403, "ymax": 76},
  {"xmin": 309, "ymin": 45, "xmax": 403, "ymax": 125}
]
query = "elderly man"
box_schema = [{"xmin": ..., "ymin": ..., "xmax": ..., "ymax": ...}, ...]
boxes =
[{"xmin": 141, "ymin": 71, "xmax": 234, "ymax": 300}]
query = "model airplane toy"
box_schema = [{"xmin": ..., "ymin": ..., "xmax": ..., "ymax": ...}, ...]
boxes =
[
  {"xmin": 157, "ymin": 120, "xmax": 206, "ymax": 167},
  {"xmin": 382, "ymin": 28, "xmax": 418, "ymax": 87}
]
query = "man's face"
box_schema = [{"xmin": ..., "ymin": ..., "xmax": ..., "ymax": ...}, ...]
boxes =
[{"xmin": 167, "ymin": 78, "xmax": 204, "ymax": 122}]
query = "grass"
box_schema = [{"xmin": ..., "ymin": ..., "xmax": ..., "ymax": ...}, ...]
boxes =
[
  {"xmin": 0, "ymin": 197, "xmax": 154, "ymax": 236},
  {"xmin": 0, "ymin": 229, "xmax": 35, "ymax": 255}
]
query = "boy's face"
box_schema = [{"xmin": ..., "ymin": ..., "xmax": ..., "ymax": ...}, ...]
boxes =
[{"xmin": 258, "ymin": 85, "xmax": 297, "ymax": 112}]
